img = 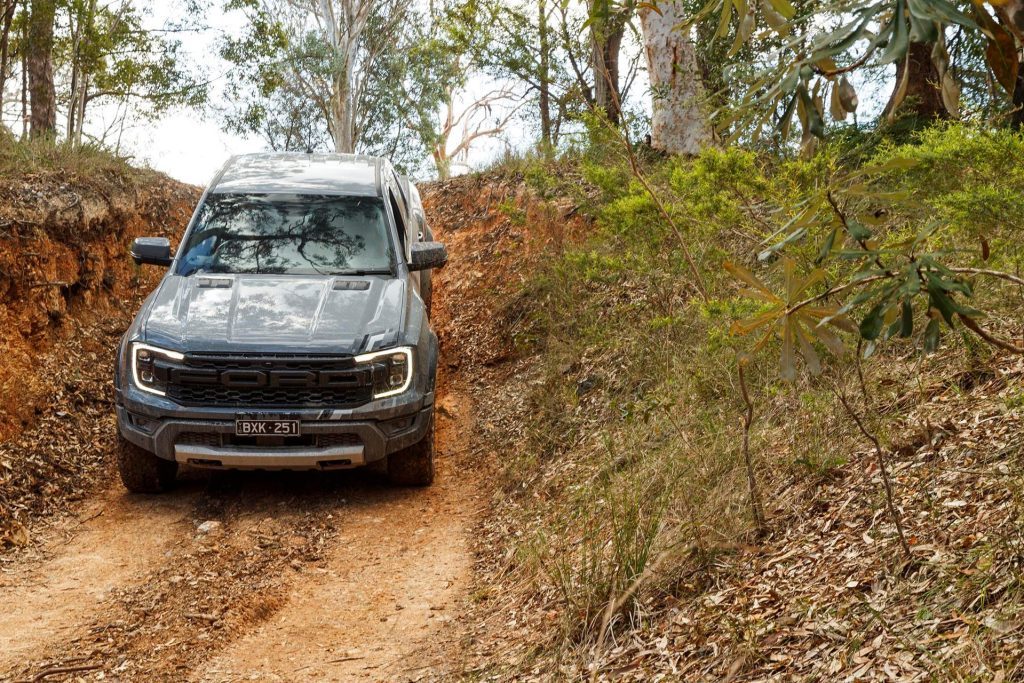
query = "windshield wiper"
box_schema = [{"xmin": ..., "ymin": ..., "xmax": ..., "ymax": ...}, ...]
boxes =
[{"xmin": 332, "ymin": 269, "xmax": 393, "ymax": 276}]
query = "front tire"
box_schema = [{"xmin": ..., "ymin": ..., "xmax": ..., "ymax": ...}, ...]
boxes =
[
  {"xmin": 387, "ymin": 413, "xmax": 435, "ymax": 487},
  {"xmin": 116, "ymin": 436, "xmax": 177, "ymax": 493}
]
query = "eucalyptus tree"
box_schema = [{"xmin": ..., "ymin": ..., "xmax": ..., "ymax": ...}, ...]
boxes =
[
  {"xmin": 588, "ymin": 0, "xmax": 636, "ymax": 125},
  {"xmin": 221, "ymin": 0, "xmax": 454, "ymax": 171},
  {"xmin": 638, "ymin": 0, "xmax": 712, "ymax": 153},
  {"xmin": 26, "ymin": 0, "xmax": 56, "ymax": 137}
]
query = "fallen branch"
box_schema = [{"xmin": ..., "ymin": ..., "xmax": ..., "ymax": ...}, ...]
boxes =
[
  {"xmin": 958, "ymin": 314, "xmax": 1024, "ymax": 355},
  {"xmin": 834, "ymin": 386, "xmax": 911, "ymax": 559},
  {"xmin": 949, "ymin": 267, "xmax": 1024, "ymax": 289},
  {"xmin": 21, "ymin": 663, "xmax": 102, "ymax": 682},
  {"xmin": 738, "ymin": 362, "xmax": 766, "ymax": 535}
]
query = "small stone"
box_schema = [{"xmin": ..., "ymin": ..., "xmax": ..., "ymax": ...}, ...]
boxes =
[{"xmin": 197, "ymin": 520, "xmax": 222, "ymax": 534}]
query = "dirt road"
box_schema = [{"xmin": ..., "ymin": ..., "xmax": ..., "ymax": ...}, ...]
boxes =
[
  {"xmin": 0, "ymin": 363, "xmax": 479, "ymax": 683},
  {"xmin": 0, "ymin": 176, "xmax": 521, "ymax": 682}
]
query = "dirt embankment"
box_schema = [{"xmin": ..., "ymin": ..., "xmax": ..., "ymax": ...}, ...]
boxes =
[
  {"xmin": 0, "ymin": 171, "xmax": 199, "ymax": 544},
  {"xmin": 0, "ymin": 171, "xmax": 197, "ymax": 439}
]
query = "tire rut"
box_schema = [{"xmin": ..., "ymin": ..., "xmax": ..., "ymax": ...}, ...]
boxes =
[
  {"xmin": 0, "ymin": 487, "xmax": 199, "ymax": 675},
  {"xmin": 1, "ymin": 382, "xmax": 479, "ymax": 683},
  {"xmin": 195, "ymin": 392, "xmax": 477, "ymax": 682}
]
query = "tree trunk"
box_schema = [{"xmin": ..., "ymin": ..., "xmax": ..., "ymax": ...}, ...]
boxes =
[
  {"xmin": 74, "ymin": 72, "xmax": 89, "ymax": 145},
  {"xmin": 0, "ymin": 0, "xmax": 17, "ymax": 116},
  {"xmin": 20, "ymin": 38, "xmax": 26, "ymax": 137},
  {"xmin": 432, "ymin": 147, "xmax": 451, "ymax": 181},
  {"xmin": 538, "ymin": 0, "xmax": 552, "ymax": 151},
  {"xmin": 997, "ymin": 0, "xmax": 1024, "ymax": 128},
  {"xmin": 589, "ymin": 0, "xmax": 627, "ymax": 124},
  {"xmin": 330, "ymin": 69, "xmax": 355, "ymax": 153},
  {"xmin": 883, "ymin": 41, "xmax": 948, "ymax": 121},
  {"xmin": 638, "ymin": 1, "xmax": 711, "ymax": 155},
  {"xmin": 26, "ymin": 0, "xmax": 57, "ymax": 139},
  {"xmin": 1013, "ymin": 70, "xmax": 1024, "ymax": 130}
]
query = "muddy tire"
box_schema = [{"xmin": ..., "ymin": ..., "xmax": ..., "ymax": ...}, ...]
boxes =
[
  {"xmin": 116, "ymin": 437, "xmax": 177, "ymax": 493},
  {"xmin": 387, "ymin": 413, "xmax": 435, "ymax": 487}
]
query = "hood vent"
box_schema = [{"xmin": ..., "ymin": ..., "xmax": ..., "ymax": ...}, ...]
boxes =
[
  {"xmin": 334, "ymin": 280, "xmax": 372, "ymax": 291},
  {"xmin": 197, "ymin": 277, "xmax": 232, "ymax": 289}
]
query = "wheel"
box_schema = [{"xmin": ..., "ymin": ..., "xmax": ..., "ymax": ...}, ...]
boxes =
[
  {"xmin": 387, "ymin": 413, "xmax": 435, "ymax": 487},
  {"xmin": 116, "ymin": 436, "xmax": 177, "ymax": 493}
]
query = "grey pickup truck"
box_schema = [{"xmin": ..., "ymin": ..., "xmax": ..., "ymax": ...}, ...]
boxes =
[{"xmin": 113, "ymin": 153, "xmax": 447, "ymax": 492}]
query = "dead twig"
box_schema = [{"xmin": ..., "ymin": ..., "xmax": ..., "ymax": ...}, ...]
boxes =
[
  {"xmin": 738, "ymin": 362, "xmax": 767, "ymax": 535},
  {"xmin": 834, "ymin": 380, "xmax": 912, "ymax": 560},
  {"xmin": 20, "ymin": 663, "xmax": 102, "ymax": 682}
]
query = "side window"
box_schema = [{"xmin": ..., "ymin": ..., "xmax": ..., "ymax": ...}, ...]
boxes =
[{"xmin": 388, "ymin": 188, "xmax": 409, "ymax": 259}]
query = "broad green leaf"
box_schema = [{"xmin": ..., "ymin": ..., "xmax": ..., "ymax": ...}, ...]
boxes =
[
  {"xmin": 731, "ymin": 309, "xmax": 782, "ymax": 335},
  {"xmin": 860, "ymin": 301, "xmax": 888, "ymax": 340},
  {"xmin": 795, "ymin": 322, "xmax": 822, "ymax": 375},
  {"xmin": 766, "ymin": 0, "xmax": 795, "ymax": 20},
  {"xmin": 924, "ymin": 317, "xmax": 941, "ymax": 352},
  {"xmin": 816, "ymin": 227, "xmax": 838, "ymax": 264},
  {"xmin": 878, "ymin": 0, "xmax": 909, "ymax": 66},
  {"xmin": 900, "ymin": 299, "xmax": 914, "ymax": 337},
  {"xmin": 758, "ymin": 228, "xmax": 807, "ymax": 261},
  {"xmin": 781, "ymin": 317, "xmax": 797, "ymax": 381}
]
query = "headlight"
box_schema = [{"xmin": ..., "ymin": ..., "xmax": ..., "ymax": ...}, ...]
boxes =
[
  {"xmin": 354, "ymin": 347, "xmax": 413, "ymax": 399},
  {"xmin": 131, "ymin": 342, "xmax": 184, "ymax": 396}
]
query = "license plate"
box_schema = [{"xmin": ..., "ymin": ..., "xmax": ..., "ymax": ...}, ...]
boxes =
[{"xmin": 235, "ymin": 419, "xmax": 300, "ymax": 436}]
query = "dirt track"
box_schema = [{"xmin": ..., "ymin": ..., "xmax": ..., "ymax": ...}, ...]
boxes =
[
  {"xmin": 0, "ymin": 175, "xmax": 532, "ymax": 682},
  {"xmin": 0, "ymin": 182, "xmax": 495, "ymax": 681},
  {"xmin": 0, "ymin": 378, "xmax": 478, "ymax": 682}
]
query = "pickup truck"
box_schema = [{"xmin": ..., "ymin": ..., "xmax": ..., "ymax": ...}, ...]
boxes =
[{"xmin": 113, "ymin": 153, "xmax": 447, "ymax": 492}]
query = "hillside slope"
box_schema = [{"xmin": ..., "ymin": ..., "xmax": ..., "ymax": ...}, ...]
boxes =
[
  {"xmin": 420, "ymin": 160, "xmax": 1024, "ymax": 681},
  {"xmin": 0, "ymin": 165, "xmax": 198, "ymax": 545}
]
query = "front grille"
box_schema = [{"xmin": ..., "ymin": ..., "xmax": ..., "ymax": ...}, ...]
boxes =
[
  {"xmin": 167, "ymin": 385, "xmax": 373, "ymax": 408},
  {"xmin": 178, "ymin": 432, "xmax": 222, "ymax": 447},
  {"xmin": 317, "ymin": 433, "xmax": 362, "ymax": 447},
  {"xmin": 161, "ymin": 353, "xmax": 376, "ymax": 409}
]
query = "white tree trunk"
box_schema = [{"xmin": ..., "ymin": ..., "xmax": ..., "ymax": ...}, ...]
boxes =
[
  {"xmin": 638, "ymin": 2, "xmax": 712, "ymax": 155},
  {"xmin": 320, "ymin": 0, "xmax": 370, "ymax": 153}
]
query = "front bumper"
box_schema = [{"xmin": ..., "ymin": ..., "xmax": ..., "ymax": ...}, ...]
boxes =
[{"xmin": 116, "ymin": 385, "xmax": 434, "ymax": 470}]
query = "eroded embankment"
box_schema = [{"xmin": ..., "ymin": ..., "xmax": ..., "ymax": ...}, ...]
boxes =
[{"xmin": 0, "ymin": 170, "xmax": 199, "ymax": 544}]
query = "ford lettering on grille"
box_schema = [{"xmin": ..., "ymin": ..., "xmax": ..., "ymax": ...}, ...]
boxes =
[{"xmin": 167, "ymin": 367, "xmax": 365, "ymax": 389}]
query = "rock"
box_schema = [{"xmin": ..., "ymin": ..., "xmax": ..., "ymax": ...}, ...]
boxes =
[{"xmin": 196, "ymin": 520, "xmax": 222, "ymax": 535}]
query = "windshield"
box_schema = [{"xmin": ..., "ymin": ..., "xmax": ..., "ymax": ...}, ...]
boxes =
[{"xmin": 176, "ymin": 193, "xmax": 394, "ymax": 277}]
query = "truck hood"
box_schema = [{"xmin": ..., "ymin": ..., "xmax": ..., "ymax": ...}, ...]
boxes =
[{"xmin": 142, "ymin": 274, "xmax": 405, "ymax": 354}]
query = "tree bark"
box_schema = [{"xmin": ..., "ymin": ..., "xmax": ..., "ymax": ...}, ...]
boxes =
[
  {"xmin": 0, "ymin": 0, "xmax": 17, "ymax": 116},
  {"xmin": 589, "ymin": 0, "xmax": 628, "ymax": 124},
  {"xmin": 883, "ymin": 41, "xmax": 948, "ymax": 122},
  {"xmin": 538, "ymin": 0, "xmax": 552, "ymax": 150},
  {"xmin": 26, "ymin": 0, "xmax": 57, "ymax": 139},
  {"xmin": 20, "ymin": 36, "xmax": 27, "ymax": 137},
  {"xmin": 321, "ymin": 0, "xmax": 372, "ymax": 154},
  {"xmin": 638, "ymin": 1, "xmax": 711, "ymax": 155},
  {"xmin": 331, "ymin": 67, "xmax": 356, "ymax": 153}
]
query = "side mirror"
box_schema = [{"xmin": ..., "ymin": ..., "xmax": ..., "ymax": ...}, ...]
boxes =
[
  {"xmin": 409, "ymin": 241, "xmax": 448, "ymax": 271},
  {"xmin": 131, "ymin": 237, "xmax": 173, "ymax": 267}
]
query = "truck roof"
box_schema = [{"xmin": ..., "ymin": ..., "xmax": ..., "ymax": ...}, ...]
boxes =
[{"xmin": 210, "ymin": 153, "xmax": 384, "ymax": 197}]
